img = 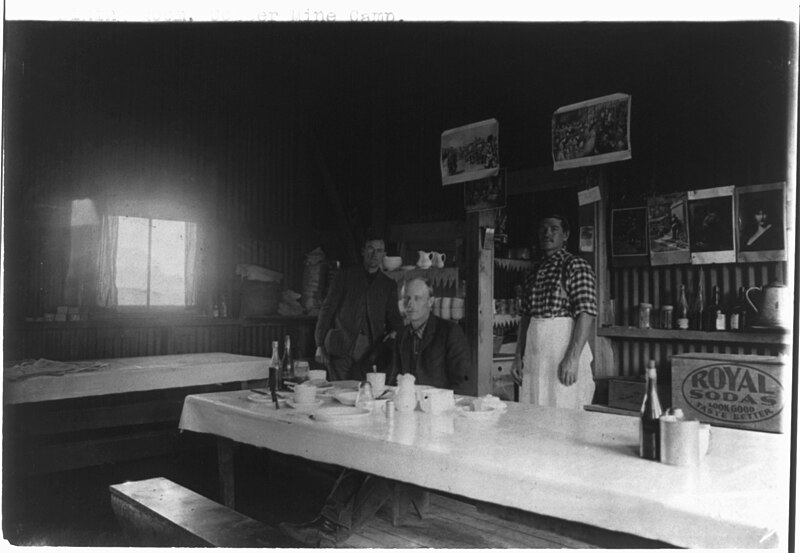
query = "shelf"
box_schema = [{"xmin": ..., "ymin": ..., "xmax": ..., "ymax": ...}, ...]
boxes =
[
  {"xmin": 597, "ymin": 326, "xmax": 788, "ymax": 345},
  {"xmin": 493, "ymin": 314, "xmax": 521, "ymax": 329},
  {"xmin": 383, "ymin": 267, "xmax": 459, "ymax": 288},
  {"xmin": 494, "ymin": 258, "xmax": 535, "ymax": 272}
]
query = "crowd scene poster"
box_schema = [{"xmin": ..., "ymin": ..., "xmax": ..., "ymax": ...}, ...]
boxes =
[
  {"xmin": 736, "ymin": 182, "xmax": 787, "ymax": 263},
  {"xmin": 464, "ymin": 170, "xmax": 506, "ymax": 213},
  {"xmin": 440, "ymin": 118, "xmax": 500, "ymax": 186},
  {"xmin": 687, "ymin": 186, "xmax": 736, "ymax": 264},
  {"xmin": 552, "ymin": 93, "xmax": 631, "ymax": 171},
  {"xmin": 648, "ymin": 193, "xmax": 691, "ymax": 266}
]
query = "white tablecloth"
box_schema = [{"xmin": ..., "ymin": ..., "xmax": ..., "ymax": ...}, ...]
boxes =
[{"xmin": 179, "ymin": 389, "xmax": 789, "ymax": 549}]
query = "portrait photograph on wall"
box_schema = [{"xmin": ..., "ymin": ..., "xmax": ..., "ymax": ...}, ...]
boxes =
[
  {"xmin": 687, "ymin": 186, "xmax": 736, "ymax": 264},
  {"xmin": 736, "ymin": 182, "xmax": 787, "ymax": 262},
  {"xmin": 552, "ymin": 93, "xmax": 631, "ymax": 171},
  {"xmin": 611, "ymin": 206, "xmax": 649, "ymax": 266},
  {"xmin": 647, "ymin": 192, "xmax": 690, "ymax": 266},
  {"xmin": 464, "ymin": 170, "xmax": 506, "ymax": 213},
  {"xmin": 440, "ymin": 118, "xmax": 500, "ymax": 186}
]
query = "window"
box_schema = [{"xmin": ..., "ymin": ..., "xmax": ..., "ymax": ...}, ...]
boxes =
[{"xmin": 115, "ymin": 216, "xmax": 196, "ymax": 308}]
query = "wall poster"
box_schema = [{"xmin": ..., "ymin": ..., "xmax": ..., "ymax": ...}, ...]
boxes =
[
  {"xmin": 464, "ymin": 169, "xmax": 506, "ymax": 213},
  {"xmin": 440, "ymin": 118, "xmax": 499, "ymax": 186},
  {"xmin": 647, "ymin": 192, "xmax": 690, "ymax": 266},
  {"xmin": 611, "ymin": 206, "xmax": 649, "ymax": 266},
  {"xmin": 687, "ymin": 186, "xmax": 736, "ymax": 264},
  {"xmin": 735, "ymin": 182, "xmax": 787, "ymax": 263},
  {"xmin": 552, "ymin": 93, "xmax": 631, "ymax": 171}
]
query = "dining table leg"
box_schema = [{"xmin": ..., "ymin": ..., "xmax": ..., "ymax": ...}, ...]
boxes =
[{"xmin": 217, "ymin": 437, "xmax": 236, "ymax": 508}]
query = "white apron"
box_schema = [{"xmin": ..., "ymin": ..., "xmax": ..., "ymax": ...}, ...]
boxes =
[{"xmin": 520, "ymin": 317, "xmax": 594, "ymax": 409}]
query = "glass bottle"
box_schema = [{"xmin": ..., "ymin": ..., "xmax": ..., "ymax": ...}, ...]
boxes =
[
  {"xmin": 729, "ymin": 286, "xmax": 749, "ymax": 331},
  {"xmin": 269, "ymin": 340, "xmax": 281, "ymax": 391},
  {"xmin": 639, "ymin": 360, "xmax": 663, "ymax": 461},
  {"xmin": 706, "ymin": 285, "xmax": 725, "ymax": 331},
  {"xmin": 676, "ymin": 285, "xmax": 689, "ymax": 330},
  {"xmin": 281, "ymin": 334, "xmax": 294, "ymax": 383},
  {"xmin": 689, "ymin": 280, "xmax": 705, "ymax": 331}
]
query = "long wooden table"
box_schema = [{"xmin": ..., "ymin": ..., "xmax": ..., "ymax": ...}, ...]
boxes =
[
  {"xmin": 4, "ymin": 353, "xmax": 269, "ymax": 475},
  {"xmin": 178, "ymin": 389, "xmax": 790, "ymax": 549}
]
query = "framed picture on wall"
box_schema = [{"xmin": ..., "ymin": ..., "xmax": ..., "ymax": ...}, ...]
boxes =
[
  {"xmin": 464, "ymin": 170, "xmax": 506, "ymax": 213},
  {"xmin": 611, "ymin": 206, "xmax": 649, "ymax": 266},
  {"xmin": 440, "ymin": 118, "xmax": 500, "ymax": 186},
  {"xmin": 647, "ymin": 192, "xmax": 690, "ymax": 266},
  {"xmin": 552, "ymin": 93, "xmax": 631, "ymax": 171},
  {"xmin": 735, "ymin": 182, "xmax": 787, "ymax": 262},
  {"xmin": 688, "ymin": 186, "xmax": 736, "ymax": 264}
]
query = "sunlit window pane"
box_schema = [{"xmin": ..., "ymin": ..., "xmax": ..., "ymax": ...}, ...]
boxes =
[
  {"xmin": 116, "ymin": 216, "xmax": 149, "ymax": 306},
  {"xmin": 150, "ymin": 220, "xmax": 186, "ymax": 306}
]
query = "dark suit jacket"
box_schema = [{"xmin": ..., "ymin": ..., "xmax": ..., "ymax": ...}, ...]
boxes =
[
  {"xmin": 390, "ymin": 315, "xmax": 472, "ymax": 392},
  {"xmin": 315, "ymin": 266, "xmax": 404, "ymax": 359}
]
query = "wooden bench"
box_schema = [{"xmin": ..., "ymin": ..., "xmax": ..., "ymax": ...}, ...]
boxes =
[{"xmin": 109, "ymin": 477, "xmax": 280, "ymax": 547}]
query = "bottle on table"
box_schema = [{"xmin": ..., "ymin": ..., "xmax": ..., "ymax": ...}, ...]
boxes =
[
  {"xmin": 706, "ymin": 285, "xmax": 725, "ymax": 331},
  {"xmin": 729, "ymin": 286, "xmax": 749, "ymax": 331},
  {"xmin": 676, "ymin": 284, "xmax": 690, "ymax": 330},
  {"xmin": 281, "ymin": 334, "xmax": 294, "ymax": 384},
  {"xmin": 269, "ymin": 340, "xmax": 281, "ymax": 391},
  {"xmin": 689, "ymin": 280, "xmax": 705, "ymax": 331},
  {"xmin": 639, "ymin": 360, "xmax": 663, "ymax": 461}
]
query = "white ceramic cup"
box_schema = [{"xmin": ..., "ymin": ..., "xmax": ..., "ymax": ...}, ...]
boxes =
[
  {"xmin": 308, "ymin": 369, "xmax": 327, "ymax": 382},
  {"xmin": 440, "ymin": 297, "xmax": 452, "ymax": 319},
  {"xmin": 294, "ymin": 360, "xmax": 310, "ymax": 379},
  {"xmin": 366, "ymin": 372, "xmax": 386, "ymax": 395},
  {"xmin": 433, "ymin": 297, "xmax": 442, "ymax": 317},
  {"xmin": 450, "ymin": 307, "xmax": 465, "ymax": 321},
  {"xmin": 294, "ymin": 383, "xmax": 318, "ymax": 404}
]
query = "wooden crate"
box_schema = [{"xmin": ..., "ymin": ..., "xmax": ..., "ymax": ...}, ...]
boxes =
[{"xmin": 670, "ymin": 353, "xmax": 787, "ymax": 433}]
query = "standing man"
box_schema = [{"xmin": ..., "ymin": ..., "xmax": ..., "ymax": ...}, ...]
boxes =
[
  {"xmin": 315, "ymin": 237, "xmax": 404, "ymax": 381},
  {"xmin": 511, "ymin": 215, "xmax": 596, "ymax": 408}
]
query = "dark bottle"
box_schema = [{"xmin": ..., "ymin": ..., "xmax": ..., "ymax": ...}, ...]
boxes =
[
  {"xmin": 689, "ymin": 280, "xmax": 705, "ymax": 331},
  {"xmin": 269, "ymin": 340, "xmax": 281, "ymax": 390},
  {"xmin": 729, "ymin": 286, "xmax": 749, "ymax": 331},
  {"xmin": 676, "ymin": 284, "xmax": 690, "ymax": 330},
  {"xmin": 281, "ymin": 334, "xmax": 294, "ymax": 385},
  {"xmin": 639, "ymin": 360, "xmax": 663, "ymax": 461},
  {"xmin": 706, "ymin": 285, "xmax": 725, "ymax": 331}
]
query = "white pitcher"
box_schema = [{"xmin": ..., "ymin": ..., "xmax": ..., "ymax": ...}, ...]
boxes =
[
  {"xmin": 395, "ymin": 373, "xmax": 418, "ymax": 412},
  {"xmin": 431, "ymin": 251, "xmax": 447, "ymax": 268},
  {"xmin": 416, "ymin": 251, "xmax": 433, "ymax": 269}
]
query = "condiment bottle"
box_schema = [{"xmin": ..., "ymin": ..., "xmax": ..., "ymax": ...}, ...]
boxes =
[
  {"xmin": 729, "ymin": 286, "xmax": 749, "ymax": 331},
  {"xmin": 676, "ymin": 285, "xmax": 689, "ymax": 330},
  {"xmin": 639, "ymin": 360, "xmax": 663, "ymax": 461},
  {"xmin": 281, "ymin": 334, "xmax": 294, "ymax": 384},
  {"xmin": 269, "ymin": 340, "xmax": 281, "ymax": 389}
]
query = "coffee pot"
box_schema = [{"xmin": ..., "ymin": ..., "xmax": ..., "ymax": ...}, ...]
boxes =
[
  {"xmin": 416, "ymin": 251, "xmax": 433, "ymax": 269},
  {"xmin": 746, "ymin": 282, "xmax": 789, "ymax": 328}
]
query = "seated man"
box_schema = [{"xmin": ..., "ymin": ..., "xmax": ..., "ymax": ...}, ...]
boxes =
[{"xmin": 279, "ymin": 277, "xmax": 473, "ymax": 547}]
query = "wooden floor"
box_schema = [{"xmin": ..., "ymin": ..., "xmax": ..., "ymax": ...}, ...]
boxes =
[{"xmin": 344, "ymin": 494, "xmax": 596, "ymax": 549}]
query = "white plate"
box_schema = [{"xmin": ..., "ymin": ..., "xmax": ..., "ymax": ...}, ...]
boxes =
[
  {"xmin": 311, "ymin": 406, "xmax": 372, "ymax": 422},
  {"xmin": 457, "ymin": 406, "xmax": 503, "ymax": 419},
  {"xmin": 247, "ymin": 393, "xmax": 286, "ymax": 405},
  {"xmin": 286, "ymin": 399, "xmax": 324, "ymax": 411}
]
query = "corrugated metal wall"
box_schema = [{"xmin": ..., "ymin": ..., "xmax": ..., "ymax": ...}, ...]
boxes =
[{"xmin": 608, "ymin": 261, "xmax": 787, "ymax": 376}]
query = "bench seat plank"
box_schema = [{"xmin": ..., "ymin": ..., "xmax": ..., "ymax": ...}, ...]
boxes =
[{"xmin": 110, "ymin": 477, "xmax": 276, "ymax": 548}]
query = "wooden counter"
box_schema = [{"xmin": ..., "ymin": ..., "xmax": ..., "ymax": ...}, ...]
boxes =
[{"xmin": 179, "ymin": 390, "xmax": 789, "ymax": 549}]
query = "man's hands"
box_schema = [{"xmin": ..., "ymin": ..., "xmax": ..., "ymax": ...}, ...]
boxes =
[
  {"xmin": 511, "ymin": 357, "xmax": 523, "ymax": 386},
  {"xmin": 315, "ymin": 346, "xmax": 329, "ymax": 366},
  {"xmin": 557, "ymin": 354, "xmax": 579, "ymax": 386}
]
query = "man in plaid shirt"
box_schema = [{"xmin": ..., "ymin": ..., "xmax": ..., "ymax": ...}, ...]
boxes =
[{"xmin": 511, "ymin": 215, "xmax": 597, "ymax": 408}]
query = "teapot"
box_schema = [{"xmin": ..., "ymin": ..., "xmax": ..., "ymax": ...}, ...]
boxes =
[
  {"xmin": 431, "ymin": 251, "xmax": 447, "ymax": 268},
  {"xmin": 416, "ymin": 251, "xmax": 433, "ymax": 269},
  {"xmin": 746, "ymin": 282, "xmax": 789, "ymax": 328},
  {"xmin": 395, "ymin": 373, "xmax": 417, "ymax": 412}
]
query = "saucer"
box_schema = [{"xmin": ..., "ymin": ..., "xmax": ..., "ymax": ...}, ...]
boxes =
[{"xmin": 286, "ymin": 399, "xmax": 324, "ymax": 411}]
